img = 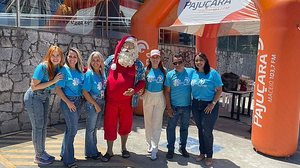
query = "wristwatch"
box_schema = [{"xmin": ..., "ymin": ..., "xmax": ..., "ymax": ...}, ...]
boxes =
[{"xmin": 212, "ymin": 101, "xmax": 217, "ymax": 105}]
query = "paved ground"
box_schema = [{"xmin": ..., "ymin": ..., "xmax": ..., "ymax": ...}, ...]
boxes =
[{"xmin": 0, "ymin": 108, "xmax": 299, "ymax": 168}]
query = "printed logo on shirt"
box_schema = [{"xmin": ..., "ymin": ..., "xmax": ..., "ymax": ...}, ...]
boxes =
[
  {"xmin": 147, "ymin": 76, "xmax": 154, "ymax": 83},
  {"xmin": 73, "ymin": 78, "xmax": 80, "ymax": 86},
  {"xmin": 191, "ymin": 78, "xmax": 207, "ymax": 87},
  {"xmin": 184, "ymin": 77, "xmax": 190, "ymax": 85},
  {"xmin": 157, "ymin": 75, "xmax": 164, "ymax": 83},
  {"xmin": 147, "ymin": 75, "xmax": 164, "ymax": 83},
  {"xmin": 97, "ymin": 82, "xmax": 103, "ymax": 91},
  {"xmin": 173, "ymin": 77, "xmax": 191, "ymax": 87},
  {"xmin": 199, "ymin": 78, "xmax": 205, "ymax": 85},
  {"xmin": 173, "ymin": 79, "xmax": 180, "ymax": 86},
  {"xmin": 191, "ymin": 79, "xmax": 196, "ymax": 86}
]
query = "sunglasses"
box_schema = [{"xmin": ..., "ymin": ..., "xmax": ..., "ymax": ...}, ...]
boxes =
[{"xmin": 173, "ymin": 61, "xmax": 183, "ymax": 65}]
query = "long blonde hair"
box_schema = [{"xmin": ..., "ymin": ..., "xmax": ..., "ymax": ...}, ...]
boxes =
[
  {"xmin": 43, "ymin": 45, "xmax": 64, "ymax": 80},
  {"xmin": 87, "ymin": 51, "xmax": 104, "ymax": 74},
  {"xmin": 65, "ymin": 47, "xmax": 84, "ymax": 72}
]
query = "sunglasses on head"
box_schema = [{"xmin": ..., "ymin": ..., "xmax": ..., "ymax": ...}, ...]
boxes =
[{"xmin": 173, "ymin": 61, "xmax": 183, "ymax": 65}]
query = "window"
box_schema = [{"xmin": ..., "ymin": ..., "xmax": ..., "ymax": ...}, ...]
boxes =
[{"xmin": 218, "ymin": 35, "xmax": 259, "ymax": 54}]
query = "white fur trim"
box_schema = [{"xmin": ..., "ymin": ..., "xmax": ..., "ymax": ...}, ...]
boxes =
[
  {"xmin": 125, "ymin": 37, "xmax": 137, "ymax": 43},
  {"xmin": 111, "ymin": 63, "xmax": 116, "ymax": 70}
]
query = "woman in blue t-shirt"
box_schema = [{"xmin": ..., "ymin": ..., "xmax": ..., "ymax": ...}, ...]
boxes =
[
  {"xmin": 82, "ymin": 51, "xmax": 106, "ymax": 160},
  {"xmin": 142, "ymin": 49, "xmax": 166, "ymax": 160},
  {"xmin": 191, "ymin": 53, "xmax": 223, "ymax": 166},
  {"xmin": 55, "ymin": 47, "xmax": 84, "ymax": 168},
  {"xmin": 23, "ymin": 45, "xmax": 64, "ymax": 165}
]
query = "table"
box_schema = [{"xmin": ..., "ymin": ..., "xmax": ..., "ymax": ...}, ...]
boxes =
[{"xmin": 222, "ymin": 90, "xmax": 253, "ymax": 121}]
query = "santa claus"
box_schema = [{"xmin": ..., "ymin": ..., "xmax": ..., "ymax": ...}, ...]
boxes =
[{"xmin": 101, "ymin": 36, "xmax": 145, "ymax": 162}]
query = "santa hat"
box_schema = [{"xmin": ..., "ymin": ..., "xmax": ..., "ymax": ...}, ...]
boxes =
[{"xmin": 111, "ymin": 36, "xmax": 137, "ymax": 70}]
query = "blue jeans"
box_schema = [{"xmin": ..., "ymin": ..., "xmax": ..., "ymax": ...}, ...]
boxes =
[
  {"xmin": 192, "ymin": 99, "xmax": 219, "ymax": 158},
  {"xmin": 166, "ymin": 105, "xmax": 191, "ymax": 152},
  {"xmin": 60, "ymin": 96, "xmax": 82, "ymax": 165},
  {"xmin": 85, "ymin": 97, "xmax": 104, "ymax": 157},
  {"xmin": 24, "ymin": 88, "xmax": 50, "ymax": 157}
]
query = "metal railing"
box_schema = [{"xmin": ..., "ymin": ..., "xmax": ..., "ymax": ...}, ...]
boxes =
[{"xmin": 0, "ymin": 13, "xmax": 131, "ymax": 37}]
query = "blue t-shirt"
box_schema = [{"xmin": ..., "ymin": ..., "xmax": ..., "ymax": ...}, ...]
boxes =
[
  {"xmin": 191, "ymin": 69, "xmax": 223, "ymax": 101},
  {"xmin": 56, "ymin": 66, "xmax": 84, "ymax": 96},
  {"xmin": 145, "ymin": 68, "xmax": 165, "ymax": 92},
  {"xmin": 32, "ymin": 63, "xmax": 59, "ymax": 90},
  {"xmin": 82, "ymin": 69, "xmax": 106, "ymax": 99},
  {"xmin": 164, "ymin": 68, "xmax": 194, "ymax": 106}
]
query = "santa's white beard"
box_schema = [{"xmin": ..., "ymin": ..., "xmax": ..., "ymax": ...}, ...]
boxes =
[{"xmin": 117, "ymin": 49, "xmax": 138, "ymax": 67}]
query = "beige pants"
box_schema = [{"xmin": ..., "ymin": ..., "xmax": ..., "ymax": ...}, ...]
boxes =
[{"xmin": 142, "ymin": 90, "xmax": 166, "ymax": 150}]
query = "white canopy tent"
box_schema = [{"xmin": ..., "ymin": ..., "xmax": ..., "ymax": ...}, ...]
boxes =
[{"xmin": 161, "ymin": 0, "xmax": 260, "ymax": 36}]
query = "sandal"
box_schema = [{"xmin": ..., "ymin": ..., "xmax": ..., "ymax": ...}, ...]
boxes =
[
  {"xmin": 67, "ymin": 163, "xmax": 78, "ymax": 168},
  {"xmin": 101, "ymin": 153, "xmax": 113, "ymax": 162},
  {"xmin": 121, "ymin": 150, "xmax": 130, "ymax": 158}
]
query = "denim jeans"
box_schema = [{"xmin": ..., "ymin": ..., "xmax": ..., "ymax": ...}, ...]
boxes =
[
  {"xmin": 166, "ymin": 105, "xmax": 191, "ymax": 152},
  {"xmin": 60, "ymin": 96, "xmax": 82, "ymax": 165},
  {"xmin": 192, "ymin": 99, "xmax": 219, "ymax": 158},
  {"xmin": 85, "ymin": 97, "xmax": 104, "ymax": 157},
  {"xmin": 24, "ymin": 88, "xmax": 50, "ymax": 158}
]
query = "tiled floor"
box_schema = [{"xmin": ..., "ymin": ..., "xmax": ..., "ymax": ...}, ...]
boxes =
[{"xmin": 0, "ymin": 106, "xmax": 299, "ymax": 168}]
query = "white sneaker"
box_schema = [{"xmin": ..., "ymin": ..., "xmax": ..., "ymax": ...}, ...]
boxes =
[{"xmin": 147, "ymin": 146, "xmax": 153, "ymax": 153}]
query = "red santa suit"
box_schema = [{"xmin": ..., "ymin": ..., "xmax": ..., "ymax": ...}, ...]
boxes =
[{"xmin": 104, "ymin": 36, "xmax": 146, "ymax": 141}]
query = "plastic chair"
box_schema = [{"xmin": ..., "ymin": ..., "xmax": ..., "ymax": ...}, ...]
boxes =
[{"xmin": 221, "ymin": 92, "xmax": 233, "ymax": 112}]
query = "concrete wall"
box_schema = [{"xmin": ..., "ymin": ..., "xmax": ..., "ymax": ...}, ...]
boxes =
[{"xmin": 0, "ymin": 27, "xmax": 117, "ymax": 134}]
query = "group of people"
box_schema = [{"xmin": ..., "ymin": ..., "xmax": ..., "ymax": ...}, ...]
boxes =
[
  {"xmin": 23, "ymin": 35, "xmax": 223, "ymax": 168},
  {"xmin": 143, "ymin": 49, "xmax": 222, "ymax": 166}
]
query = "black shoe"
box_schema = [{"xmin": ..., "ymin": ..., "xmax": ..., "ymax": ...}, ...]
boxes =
[
  {"xmin": 166, "ymin": 151, "xmax": 174, "ymax": 159},
  {"xmin": 66, "ymin": 163, "xmax": 78, "ymax": 168},
  {"xmin": 61, "ymin": 156, "xmax": 77, "ymax": 161},
  {"xmin": 101, "ymin": 153, "xmax": 113, "ymax": 162},
  {"xmin": 86, "ymin": 152, "xmax": 102, "ymax": 160},
  {"xmin": 121, "ymin": 150, "xmax": 131, "ymax": 158},
  {"xmin": 179, "ymin": 148, "xmax": 190, "ymax": 158}
]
